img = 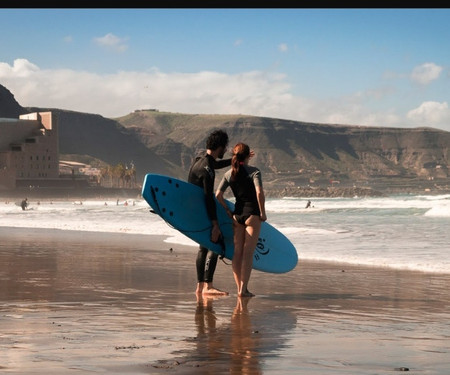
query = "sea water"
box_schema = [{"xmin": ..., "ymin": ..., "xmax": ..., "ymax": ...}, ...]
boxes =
[{"xmin": 1, "ymin": 194, "xmax": 449, "ymax": 274}]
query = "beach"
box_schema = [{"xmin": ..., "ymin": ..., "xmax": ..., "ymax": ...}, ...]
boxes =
[{"xmin": 1, "ymin": 227, "xmax": 449, "ymax": 374}]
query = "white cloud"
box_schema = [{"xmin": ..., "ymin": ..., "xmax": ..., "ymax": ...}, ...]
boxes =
[
  {"xmin": 93, "ymin": 33, "xmax": 128, "ymax": 53},
  {"xmin": 1, "ymin": 58, "xmax": 449, "ymax": 132},
  {"xmin": 407, "ymin": 101, "xmax": 450, "ymax": 126},
  {"xmin": 0, "ymin": 58, "xmax": 39, "ymax": 78},
  {"xmin": 410, "ymin": 62, "xmax": 443, "ymax": 85},
  {"xmin": 278, "ymin": 43, "xmax": 288, "ymax": 52}
]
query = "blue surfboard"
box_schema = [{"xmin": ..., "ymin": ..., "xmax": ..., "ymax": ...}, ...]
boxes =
[{"xmin": 141, "ymin": 173, "xmax": 298, "ymax": 274}]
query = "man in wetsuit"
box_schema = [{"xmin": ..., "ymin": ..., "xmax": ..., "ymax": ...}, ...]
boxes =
[{"xmin": 188, "ymin": 129, "xmax": 231, "ymax": 295}]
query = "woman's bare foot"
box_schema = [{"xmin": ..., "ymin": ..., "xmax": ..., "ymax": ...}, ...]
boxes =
[{"xmin": 238, "ymin": 289, "xmax": 255, "ymax": 297}]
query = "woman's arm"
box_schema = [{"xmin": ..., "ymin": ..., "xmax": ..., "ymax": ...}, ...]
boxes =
[
  {"xmin": 255, "ymin": 185, "xmax": 267, "ymax": 222},
  {"xmin": 216, "ymin": 176, "xmax": 233, "ymax": 218},
  {"xmin": 215, "ymin": 189, "xmax": 233, "ymax": 218}
]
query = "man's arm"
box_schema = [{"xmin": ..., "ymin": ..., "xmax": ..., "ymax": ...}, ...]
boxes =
[
  {"xmin": 211, "ymin": 158, "xmax": 231, "ymax": 169},
  {"xmin": 202, "ymin": 173, "xmax": 221, "ymax": 243}
]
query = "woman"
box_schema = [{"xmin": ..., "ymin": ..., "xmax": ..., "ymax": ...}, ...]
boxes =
[{"xmin": 216, "ymin": 143, "xmax": 267, "ymax": 297}]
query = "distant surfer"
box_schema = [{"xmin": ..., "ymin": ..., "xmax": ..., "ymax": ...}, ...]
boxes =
[
  {"xmin": 305, "ymin": 200, "xmax": 312, "ymax": 209},
  {"xmin": 188, "ymin": 129, "xmax": 231, "ymax": 296},
  {"xmin": 21, "ymin": 198, "xmax": 28, "ymax": 211}
]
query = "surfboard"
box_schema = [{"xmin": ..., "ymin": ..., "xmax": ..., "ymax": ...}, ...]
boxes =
[{"xmin": 141, "ymin": 173, "xmax": 298, "ymax": 274}]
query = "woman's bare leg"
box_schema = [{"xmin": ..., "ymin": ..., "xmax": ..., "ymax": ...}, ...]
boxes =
[
  {"xmin": 232, "ymin": 220, "xmax": 246, "ymax": 295},
  {"xmin": 239, "ymin": 215, "xmax": 261, "ymax": 297}
]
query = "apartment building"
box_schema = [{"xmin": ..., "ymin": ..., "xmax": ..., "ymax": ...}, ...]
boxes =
[{"xmin": 0, "ymin": 112, "xmax": 59, "ymax": 189}]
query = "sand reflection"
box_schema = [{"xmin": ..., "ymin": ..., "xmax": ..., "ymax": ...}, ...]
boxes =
[
  {"xmin": 194, "ymin": 295, "xmax": 262, "ymax": 374},
  {"xmin": 229, "ymin": 297, "xmax": 262, "ymax": 375},
  {"xmin": 191, "ymin": 295, "xmax": 297, "ymax": 374}
]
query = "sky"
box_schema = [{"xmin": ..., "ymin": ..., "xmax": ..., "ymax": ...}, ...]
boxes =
[{"xmin": 1, "ymin": 8, "xmax": 449, "ymax": 131}]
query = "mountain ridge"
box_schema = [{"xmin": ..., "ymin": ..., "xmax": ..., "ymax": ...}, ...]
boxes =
[{"xmin": 1, "ymin": 84, "xmax": 449, "ymax": 193}]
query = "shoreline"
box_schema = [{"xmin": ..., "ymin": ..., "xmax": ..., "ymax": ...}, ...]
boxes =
[
  {"xmin": 1, "ymin": 181, "xmax": 450, "ymax": 201},
  {"xmin": 1, "ymin": 225, "xmax": 449, "ymax": 276},
  {"xmin": 1, "ymin": 226, "xmax": 450, "ymax": 374}
]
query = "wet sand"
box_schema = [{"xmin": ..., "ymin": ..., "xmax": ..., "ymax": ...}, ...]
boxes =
[{"xmin": 0, "ymin": 227, "xmax": 449, "ymax": 374}]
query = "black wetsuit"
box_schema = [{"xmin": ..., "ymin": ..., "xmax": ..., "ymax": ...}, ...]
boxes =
[
  {"xmin": 217, "ymin": 165, "xmax": 262, "ymax": 225},
  {"xmin": 188, "ymin": 152, "xmax": 231, "ymax": 283}
]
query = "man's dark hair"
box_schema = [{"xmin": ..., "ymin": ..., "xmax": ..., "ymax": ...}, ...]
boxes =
[{"xmin": 206, "ymin": 129, "xmax": 229, "ymax": 150}]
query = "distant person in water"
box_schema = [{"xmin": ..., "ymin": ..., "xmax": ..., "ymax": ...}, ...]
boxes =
[
  {"xmin": 305, "ymin": 200, "xmax": 312, "ymax": 209},
  {"xmin": 216, "ymin": 143, "xmax": 267, "ymax": 297},
  {"xmin": 188, "ymin": 129, "xmax": 231, "ymax": 296},
  {"xmin": 21, "ymin": 198, "xmax": 28, "ymax": 211}
]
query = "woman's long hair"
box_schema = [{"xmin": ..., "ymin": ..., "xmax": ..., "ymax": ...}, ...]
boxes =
[{"xmin": 231, "ymin": 143, "xmax": 250, "ymax": 181}]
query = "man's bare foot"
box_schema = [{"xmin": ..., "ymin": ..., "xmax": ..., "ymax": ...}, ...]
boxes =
[
  {"xmin": 197, "ymin": 294, "xmax": 222, "ymax": 306},
  {"xmin": 195, "ymin": 282, "xmax": 205, "ymax": 295},
  {"xmin": 203, "ymin": 286, "xmax": 229, "ymax": 296}
]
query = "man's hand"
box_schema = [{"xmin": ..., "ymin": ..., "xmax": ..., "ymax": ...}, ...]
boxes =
[{"xmin": 211, "ymin": 222, "xmax": 222, "ymax": 243}]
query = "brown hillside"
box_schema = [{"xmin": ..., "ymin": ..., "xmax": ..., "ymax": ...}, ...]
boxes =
[{"xmin": 117, "ymin": 111, "xmax": 450, "ymax": 190}]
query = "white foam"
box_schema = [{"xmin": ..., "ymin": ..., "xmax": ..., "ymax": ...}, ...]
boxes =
[
  {"xmin": 1, "ymin": 195, "xmax": 449, "ymax": 274},
  {"xmin": 423, "ymin": 202, "xmax": 450, "ymax": 217}
]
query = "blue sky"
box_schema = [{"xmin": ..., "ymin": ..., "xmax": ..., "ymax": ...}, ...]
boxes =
[{"xmin": 1, "ymin": 8, "xmax": 449, "ymax": 131}]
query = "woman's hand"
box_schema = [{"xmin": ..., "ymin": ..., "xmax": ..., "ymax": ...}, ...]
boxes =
[{"xmin": 260, "ymin": 213, "xmax": 267, "ymax": 222}]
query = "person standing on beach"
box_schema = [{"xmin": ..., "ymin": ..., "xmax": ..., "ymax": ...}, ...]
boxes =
[
  {"xmin": 216, "ymin": 143, "xmax": 267, "ymax": 297},
  {"xmin": 188, "ymin": 129, "xmax": 231, "ymax": 295}
]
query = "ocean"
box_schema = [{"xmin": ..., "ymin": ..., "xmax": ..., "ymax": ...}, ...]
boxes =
[{"xmin": 1, "ymin": 193, "xmax": 449, "ymax": 274}]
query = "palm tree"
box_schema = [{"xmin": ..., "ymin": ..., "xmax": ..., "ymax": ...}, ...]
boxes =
[
  {"xmin": 100, "ymin": 162, "xmax": 137, "ymax": 188},
  {"xmin": 113, "ymin": 163, "xmax": 127, "ymax": 188},
  {"xmin": 124, "ymin": 164, "xmax": 137, "ymax": 188},
  {"xmin": 100, "ymin": 166, "xmax": 113, "ymax": 187}
]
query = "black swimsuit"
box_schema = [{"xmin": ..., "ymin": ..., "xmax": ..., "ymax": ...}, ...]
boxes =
[{"xmin": 217, "ymin": 165, "xmax": 262, "ymax": 225}]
